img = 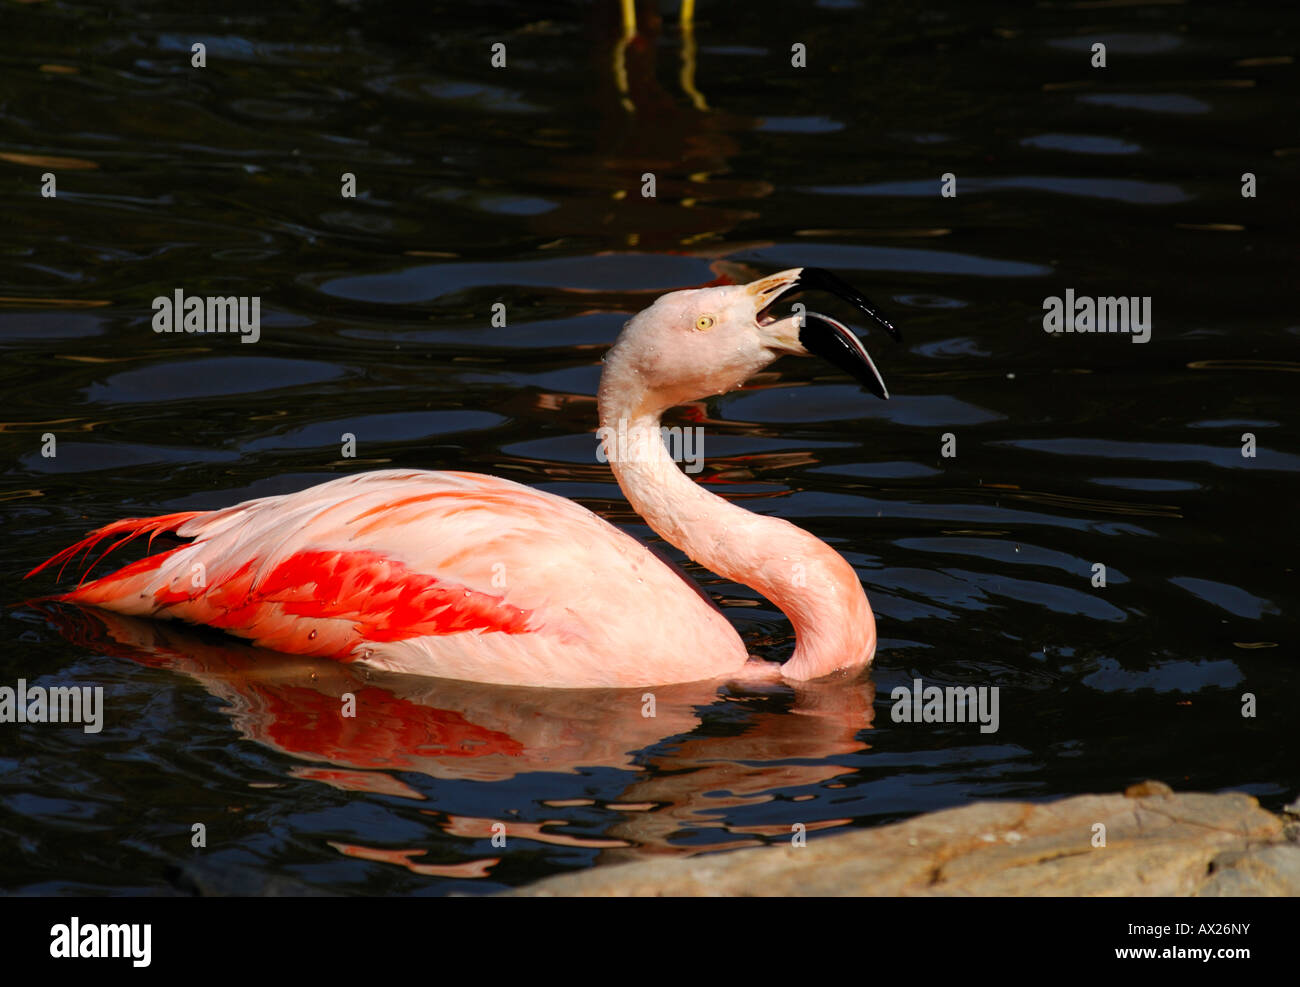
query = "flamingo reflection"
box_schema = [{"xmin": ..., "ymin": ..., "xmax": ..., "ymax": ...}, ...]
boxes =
[{"xmin": 38, "ymin": 601, "xmax": 875, "ymax": 870}]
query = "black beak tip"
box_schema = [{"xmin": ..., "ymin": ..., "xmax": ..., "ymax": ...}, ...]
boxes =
[
  {"xmin": 795, "ymin": 267, "xmax": 901, "ymax": 342},
  {"xmin": 798, "ymin": 312, "xmax": 891, "ymax": 401}
]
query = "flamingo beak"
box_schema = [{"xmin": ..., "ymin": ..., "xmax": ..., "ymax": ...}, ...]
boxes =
[{"xmin": 751, "ymin": 267, "xmax": 900, "ymax": 400}]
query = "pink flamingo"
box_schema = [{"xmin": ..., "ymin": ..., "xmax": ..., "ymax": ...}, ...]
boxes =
[{"xmin": 28, "ymin": 268, "xmax": 898, "ymax": 688}]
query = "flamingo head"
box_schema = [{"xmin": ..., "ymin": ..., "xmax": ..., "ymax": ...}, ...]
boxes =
[{"xmin": 606, "ymin": 267, "xmax": 900, "ymax": 413}]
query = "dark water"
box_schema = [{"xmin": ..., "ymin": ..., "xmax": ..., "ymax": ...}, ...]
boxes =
[{"xmin": 1, "ymin": 0, "xmax": 1295, "ymax": 895}]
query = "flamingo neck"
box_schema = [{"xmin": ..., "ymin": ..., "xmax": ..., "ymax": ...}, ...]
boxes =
[{"xmin": 596, "ymin": 388, "xmax": 876, "ymax": 680}]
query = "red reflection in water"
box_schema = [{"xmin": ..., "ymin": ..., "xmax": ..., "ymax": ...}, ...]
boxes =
[{"xmin": 37, "ymin": 601, "xmax": 876, "ymax": 862}]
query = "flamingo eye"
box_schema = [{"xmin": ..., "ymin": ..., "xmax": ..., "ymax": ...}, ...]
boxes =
[{"xmin": 695, "ymin": 314, "xmax": 715, "ymax": 331}]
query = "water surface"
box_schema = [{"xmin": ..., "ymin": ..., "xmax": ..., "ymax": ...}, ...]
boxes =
[{"xmin": 1, "ymin": 0, "xmax": 1295, "ymax": 895}]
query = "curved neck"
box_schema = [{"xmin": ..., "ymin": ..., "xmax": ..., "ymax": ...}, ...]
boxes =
[{"xmin": 596, "ymin": 379, "xmax": 875, "ymax": 680}]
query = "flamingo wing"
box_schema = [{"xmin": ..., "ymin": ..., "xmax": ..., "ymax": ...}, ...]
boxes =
[{"xmin": 29, "ymin": 470, "xmax": 749, "ymax": 687}]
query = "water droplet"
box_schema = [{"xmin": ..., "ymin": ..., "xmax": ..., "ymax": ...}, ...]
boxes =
[{"xmin": 309, "ymin": 629, "xmax": 318, "ymax": 640}]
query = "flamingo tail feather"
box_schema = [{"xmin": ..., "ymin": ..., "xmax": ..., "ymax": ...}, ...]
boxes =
[{"xmin": 25, "ymin": 511, "xmax": 206, "ymax": 587}]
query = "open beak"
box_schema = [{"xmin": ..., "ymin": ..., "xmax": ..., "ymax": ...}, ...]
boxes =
[{"xmin": 750, "ymin": 267, "xmax": 899, "ymax": 400}]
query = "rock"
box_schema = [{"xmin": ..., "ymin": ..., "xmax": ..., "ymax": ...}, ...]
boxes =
[
  {"xmin": 508, "ymin": 788, "xmax": 1298, "ymax": 897},
  {"xmin": 1197, "ymin": 845, "xmax": 1300, "ymax": 897},
  {"xmin": 1124, "ymin": 779, "xmax": 1174, "ymax": 798}
]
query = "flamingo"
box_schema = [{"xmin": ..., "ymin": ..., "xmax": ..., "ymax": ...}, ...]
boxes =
[{"xmin": 28, "ymin": 267, "xmax": 898, "ymax": 689}]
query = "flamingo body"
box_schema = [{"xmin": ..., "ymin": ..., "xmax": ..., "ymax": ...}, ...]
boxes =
[
  {"xmin": 36, "ymin": 470, "xmax": 748, "ymax": 688},
  {"xmin": 30, "ymin": 268, "xmax": 898, "ymax": 688}
]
